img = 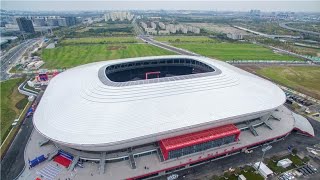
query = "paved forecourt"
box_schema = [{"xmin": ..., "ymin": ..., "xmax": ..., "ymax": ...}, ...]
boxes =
[{"xmin": 18, "ymin": 105, "xmax": 314, "ymax": 180}]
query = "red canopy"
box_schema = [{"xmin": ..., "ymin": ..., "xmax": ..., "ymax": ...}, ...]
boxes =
[{"xmin": 159, "ymin": 124, "xmax": 240, "ymax": 159}]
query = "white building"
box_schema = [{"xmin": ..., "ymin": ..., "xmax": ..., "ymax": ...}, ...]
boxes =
[
  {"xmin": 159, "ymin": 22, "xmax": 166, "ymax": 29},
  {"xmin": 158, "ymin": 30, "xmax": 170, "ymax": 35},
  {"xmin": 32, "ymin": 55, "xmax": 315, "ymax": 179},
  {"xmin": 191, "ymin": 26, "xmax": 200, "ymax": 34},
  {"xmin": 140, "ymin": 22, "xmax": 147, "ymax": 29},
  {"xmin": 254, "ymin": 162, "xmax": 274, "ymax": 178},
  {"xmin": 34, "ymin": 55, "xmax": 287, "ymax": 152},
  {"xmin": 227, "ymin": 33, "xmax": 244, "ymax": 40},
  {"xmin": 104, "ymin": 11, "xmax": 134, "ymax": 22},
  {"xmin": 150, "ymin": 22, "xmax": 157, "ymax": 29},
  {"xmin": 145, "ymin": 28, "xmax": 157, "ymax": 35},
  {"xmin": 277, "ymin": 159, "xmax": 292, "ymax": 168},
  {"xmin": 181, "ymin": 27, "xmax": 188, "ymax": 34},
  {"xmin": 166, "ymin": 24, "xmax": 177, "ymax": 33}
]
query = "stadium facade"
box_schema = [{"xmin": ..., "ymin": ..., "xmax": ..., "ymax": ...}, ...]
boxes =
[{"xmin": 33, "ymin": 55, "xmax": 314, "ymax": 179}]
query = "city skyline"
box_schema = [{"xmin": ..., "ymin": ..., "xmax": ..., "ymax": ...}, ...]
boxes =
[{"xmin": 1, "ymin": 1, "xmax": 320, "ymax": 12}]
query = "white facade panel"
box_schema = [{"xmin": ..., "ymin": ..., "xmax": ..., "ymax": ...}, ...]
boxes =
[{"xmin": 33, "ymin": 55, "xmax": 286, "ymax": 151}]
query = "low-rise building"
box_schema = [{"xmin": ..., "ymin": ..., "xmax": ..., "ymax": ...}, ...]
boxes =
[
  {"xmin": 227, "ymin": 33, "xmax": 244, "ymax": 40},
  {"xmin": 277, "ymin": 158, "xmax": 293, "ymax": 168},
  {"xmin": 254, "ymin": 162, "xmax": 273, "ymax": 178},
  {"xmin": 158, "ymin": 30, "xmax": 170, "ymax": 35}
]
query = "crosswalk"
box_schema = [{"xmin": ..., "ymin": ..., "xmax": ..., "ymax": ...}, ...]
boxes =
[{"xmin": 36, "ymin": 163, "xmax": 61, "ymax": 180}]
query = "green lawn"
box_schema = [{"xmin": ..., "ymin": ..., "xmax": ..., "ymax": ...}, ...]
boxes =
[
  {"xmin": 61, "ymin": 36, "xmax": 141, "ymax": 45},
  {"xmin": 172, "ymin": 43, "xmax": 299, "ymax": 61},
  {"xmin": 213, "ymin": 167, "xmax": 263, "ymax": 180},
  {"xmin": 155, "ymin": 36, "xmax": 217, "ymax": 43},
  {"xmin": 1, "ymin": 78, "xmax": 27, "ymax": 143},
  {"xmin": 266, "ymin": 154, "xmax": 305, "ymax": 173},
  {"xmin": 42, "ymin": 44, "xmax": 175, "ymax": 69},
  {"xmin": 155, "ymin": 36, "xmax": 299, "ymax": 61},
  {"xmin": 257, "ymin": 66, "xmax": 320, "ymax": 99}
]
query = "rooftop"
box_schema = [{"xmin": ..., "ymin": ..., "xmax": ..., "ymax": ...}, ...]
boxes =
[
  {"xmin": 33, "ymin": 55, "xmax": 286, "ymax": 149},
  {"xmin": 160, "ymin": 124, "xmax": 240, "ymax": 150}
]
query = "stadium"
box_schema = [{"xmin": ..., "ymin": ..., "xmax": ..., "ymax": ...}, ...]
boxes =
[{"xmin": 33, "ymin": 55, "xmax": 314, "ymax": 179}]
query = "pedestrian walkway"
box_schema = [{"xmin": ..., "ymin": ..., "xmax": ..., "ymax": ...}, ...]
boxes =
[{"xmin": 36, "ymin": 163, "xmax": 61, "ymax": 180}]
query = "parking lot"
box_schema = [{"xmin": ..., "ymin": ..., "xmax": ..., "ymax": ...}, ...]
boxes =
[
  {"xmin": 278, "ymin": 164, "xmax": 318, "ymax": 180},
  {"xmin": 297, "ymin": 165, "xmax": 318, "ymax": 176}
]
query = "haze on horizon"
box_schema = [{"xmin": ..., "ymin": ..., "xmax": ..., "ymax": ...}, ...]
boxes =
[{"xmin": 1, "ymin": 0, "xmax": 320, "ymax": 12}]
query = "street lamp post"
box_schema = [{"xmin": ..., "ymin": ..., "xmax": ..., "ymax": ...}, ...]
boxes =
[{"xmin": 257, "ymin": 145, "xmax": 272, "ymax": 171}]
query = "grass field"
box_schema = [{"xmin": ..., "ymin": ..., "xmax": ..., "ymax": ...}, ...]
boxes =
[
  {"xmin": 257, "ymin": 66, "xmax": 320, "ymax": 99},
  {"xmin": 239, "ymin": 21, "xmax": 300, "ymax": 36},
  {"xmin": 155, "ymin": 36, "xmax": 299, "ymax": 61},
  {"xmin": 1, "ymin": 78, "xmax": 27, "ymax": 143},
  {"xmin": 213, "ymin": 166, "xmax": 263, "ymax": 180},
  {"xmin": 266, "ymin": 154, "xmax": 305, "ymax": 173},
  {"xmin": 42, "ymin": 44, "xmax": 175, "ymax": 69},
  {"xmin": 155, "ymin": 36, "xmax": 217, "ymax": 43},
  {"xmin": 61, "ymin": 37, "xmax": 141, "ymax": 45},
  {"xmin": 173, "ymin": 43, "xmax": 299, "ymax": 61}
]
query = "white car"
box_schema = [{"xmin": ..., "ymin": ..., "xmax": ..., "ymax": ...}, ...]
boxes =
[{"xmin": 167, "ymin": 174, "xmax": 179, "ymax": 180}]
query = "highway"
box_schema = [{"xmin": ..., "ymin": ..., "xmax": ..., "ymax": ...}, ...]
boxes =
[
  {"xmin": 138, "ymin": 35, "xmax": 318, "ymax": 65},
  {"xmin": 0, "ymin": 39, "xmax": 39, "ymax": 81},
  {"xmin": 138, "ymin": 35, "xmax": 199, "ymax": 56},
  {"xmin": 233, "ymin": 25, "xmax": 301, "ymax": 39},
  {"xmin": 279, "ymin": 22, "xmax": 320, "ymax": 36},
  {"xmin": 1, "ymin": 92, "xmax": 43, "ymax": 180}
]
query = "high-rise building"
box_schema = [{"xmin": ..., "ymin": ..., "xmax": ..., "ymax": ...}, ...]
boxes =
[
  {"xmin": 150, "ymin": 22, "xmax": 157, "ymax": 29},
  {"xmin": 16, "ymin": 17, "xmax": 35, "ymax": 33},
  {"xmin": 104, "ymin": 11, "xmax": 134, "ymax": 22},
  {"xmin": 57, "ymin": 18, "xmax": 67, "ymax": 26},
  {"xmin": 158, "ymin": 22, "xmax": 166, "ymax": 29},
  {"xmin": 33, "ymin": 17, "xmax": 46, "ymax": 26},
  {"xmin": 64, "ymin": 17, "xmax": 76, "ymax": 26},
  {"xmin": 47, "ymin": 18, "xmax": 58, "ymax": 26}
]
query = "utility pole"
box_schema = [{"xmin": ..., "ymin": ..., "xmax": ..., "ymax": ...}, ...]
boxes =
[{"xmin": 257, "ymin": 145, "xmax": 272, "ymax": 171}]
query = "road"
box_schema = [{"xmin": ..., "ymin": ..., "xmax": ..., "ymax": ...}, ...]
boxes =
[
  {"xmin": 233, "ymin": 25, "xmax": 301, "ymax": 39},
  {"xmin": 0, "ymin": 39, "xmax": 39, "ymax": 81},
  {"xmin": 132, "ymin": 18, "xmax": 144, "ymax": 35},
  {"xmin": 268, "ymin": 45, "xmax": 315, "ymax": 62},
  {"xmin": 138, "ymin": 35, "xmax": 199, "ymax": 56},
  {"xmin": 279, "ymin": 22, "xmax": 320, "ymax": 36},
  {"xmin": 138, "ymin": 35, "xmax": 317, "ymax": 65},
  {"xmin": 0, "ymin": 92, "xmax": 43, "ymax": 180}
]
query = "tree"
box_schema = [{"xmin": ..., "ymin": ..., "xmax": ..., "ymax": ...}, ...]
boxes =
[
  {"xmin": 292, "ymin": 148, "xmax": 298, "ymax": 155},
  {"xmin": 31, "ymin": 52, "xmax": 40, "ymax": 57}
]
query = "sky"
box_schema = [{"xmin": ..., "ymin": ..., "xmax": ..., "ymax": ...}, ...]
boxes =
[{"xmin": 1, "ymin": 0, "xmax": 320, "ymax": 12}]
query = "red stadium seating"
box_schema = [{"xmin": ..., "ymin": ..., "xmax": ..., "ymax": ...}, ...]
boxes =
[{"xmin": 54, "ymin": 155, "xmax": 72, "ymax": 168}]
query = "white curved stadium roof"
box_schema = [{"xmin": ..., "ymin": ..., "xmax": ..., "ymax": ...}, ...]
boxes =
[{"xmin": 33, "ymin": 55, "xmax": 285, "ymax": 149}]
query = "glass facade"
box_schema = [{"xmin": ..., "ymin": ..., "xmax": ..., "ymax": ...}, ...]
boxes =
[{"xmin": 168, "ymin": 135, "xmax": 236, "ymax": 159}]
